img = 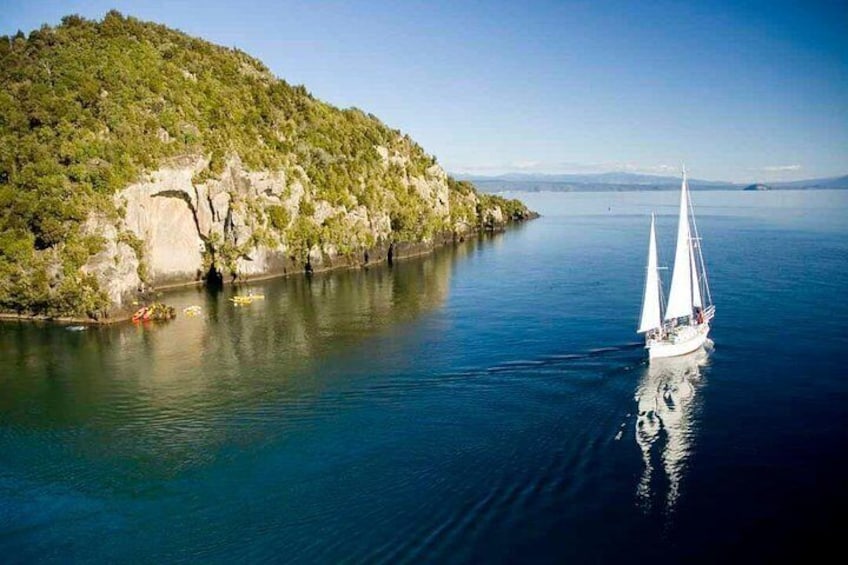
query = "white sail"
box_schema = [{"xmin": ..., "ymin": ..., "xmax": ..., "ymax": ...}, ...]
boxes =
[
  {"xmin": 689, "ymin": 238, "xmax": 702, "ymax": 309},
  {"xmin": 638, "ymin": 214, "xmax": 662, "ymax": 333},
  {"xmin": 664, "ymin": 174, "xmax": 694, "ymax": 320}
]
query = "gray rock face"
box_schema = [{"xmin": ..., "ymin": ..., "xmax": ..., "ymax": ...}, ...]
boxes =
[
  {"xmin": 81, "ymin": 217, "xmax": 141, "ymax": 311},
  {"xmin": 121, "ymin": 161, "xmax": 206, "ymax": 285},
  {"xmin": 84, "ymin": 150, "xmax": 505, "ymax": 315}
]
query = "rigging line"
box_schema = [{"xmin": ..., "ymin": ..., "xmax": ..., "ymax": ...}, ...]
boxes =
[{"xmin": 687, "ymin": 182, "xmax": 713, "ymax": 306}]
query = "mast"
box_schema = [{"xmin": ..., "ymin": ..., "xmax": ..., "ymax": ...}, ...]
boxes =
[
  {"xmin": 638, "ymin": 214, "xmax": 662, "ymax": 333},
  {"xmin": 664, "ymin": 171, "xmax": 694, "ymax": 320}
]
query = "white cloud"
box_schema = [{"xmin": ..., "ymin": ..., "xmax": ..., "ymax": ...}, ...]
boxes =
[
  {"xmin": 762, "ymin": 164, "xmax": 801, "ymax": 172},
  {"xmin": 511, "ymin": 160, "xmax": 543, "ymax": 170},
  {"xmin": 619, "ymin": 162, "xmax": 677, "ymax": 174}
]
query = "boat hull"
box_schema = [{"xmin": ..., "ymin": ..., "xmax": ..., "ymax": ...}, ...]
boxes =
[{"xmin": 647, "ymin": 323, "xmax": 710, "ymax": 360}]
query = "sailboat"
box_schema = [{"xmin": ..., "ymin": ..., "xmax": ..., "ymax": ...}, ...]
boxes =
[{"xmin": 638, "ymin": 170, "xmax": 714, "ymax": 360}]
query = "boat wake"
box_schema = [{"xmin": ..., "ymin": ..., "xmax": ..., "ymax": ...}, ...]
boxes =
[
  {"xmin": 475, "ymin": 342, "xmax": 645, "ymax": 376},
  {"xmin": 352, "ymin": 342, "xmax": 651, "ymax": 562}
]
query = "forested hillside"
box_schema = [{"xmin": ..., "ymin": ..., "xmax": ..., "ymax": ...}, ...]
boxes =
[{"xmin": 0, "ymin": 11, "xmax": 531, "ymax": 319}]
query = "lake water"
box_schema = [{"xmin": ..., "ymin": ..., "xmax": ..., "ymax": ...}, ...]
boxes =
[{"xmin": 1, "ymin": 190, "xmax": 846, "ymax": 562}]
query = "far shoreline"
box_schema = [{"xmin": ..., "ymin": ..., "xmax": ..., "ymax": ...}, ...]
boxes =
[{"xmin": 484, "ymin": 187, "xmax": 848, "ymax": 194}]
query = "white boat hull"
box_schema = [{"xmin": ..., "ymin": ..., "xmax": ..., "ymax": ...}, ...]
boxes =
[{"xmin": 647, "ymin": 323, "xmax": 710, "ymax": 360}]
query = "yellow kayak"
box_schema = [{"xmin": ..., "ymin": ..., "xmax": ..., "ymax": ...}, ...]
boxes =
[{"xmin": 230, "ymin": 294, "xmax": 265, "ymax": 305}]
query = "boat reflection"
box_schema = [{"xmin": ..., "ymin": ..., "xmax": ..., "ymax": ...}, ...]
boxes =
[{"xmin": 634, "ymin": 346, "xmax": 710, "ymax": 512}]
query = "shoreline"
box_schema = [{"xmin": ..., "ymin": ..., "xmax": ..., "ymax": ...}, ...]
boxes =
[{"xmin": 0, "ymin": 220, "xmax": 537, "ymax": 327}]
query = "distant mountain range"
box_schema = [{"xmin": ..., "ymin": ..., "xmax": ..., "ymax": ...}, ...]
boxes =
[{"xmin": 455, "ymin": 172, "xmax": 848, "ymax": 193}]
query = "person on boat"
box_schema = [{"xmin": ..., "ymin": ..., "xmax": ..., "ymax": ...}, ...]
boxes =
[{"xmin": 693, "ymin": 306, "xmax": 703, "ymax": 324}]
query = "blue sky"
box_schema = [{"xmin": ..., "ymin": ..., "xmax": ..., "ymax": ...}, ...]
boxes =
[{"xmin": 2, "ymin": 0, "xmax": 846, "ymax": 182}]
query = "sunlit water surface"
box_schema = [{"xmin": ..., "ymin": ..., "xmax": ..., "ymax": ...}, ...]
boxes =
[{"xmin": 2, "ymin": 190, "xmax": 846, "ymax": 562}]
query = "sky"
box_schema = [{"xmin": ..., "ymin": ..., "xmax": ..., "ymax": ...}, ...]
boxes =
[{"xmin": 1, "ymin": 0, "xmax": 846, "ymax": 182}]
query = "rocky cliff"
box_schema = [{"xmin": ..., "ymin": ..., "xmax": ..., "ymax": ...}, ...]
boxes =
[
  {"xmin": 82, "ymin": 151, "xmax": 522, "ymax": 316},
  {"xmin": 0, "ymin": 12, "xmax": 534, "ymax": 321}
]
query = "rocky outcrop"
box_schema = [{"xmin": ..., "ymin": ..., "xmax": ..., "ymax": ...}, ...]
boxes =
[
  {"xmin": 121, "ymin": 158, "xmax": 206, "ymax": 285},
  {"xmin": 81, "ymin": 218, "xmax": 141, "ymax": 312},
  {"xmin": 82, "ymin": 149, "xmax": 526, "ymax": 318}
]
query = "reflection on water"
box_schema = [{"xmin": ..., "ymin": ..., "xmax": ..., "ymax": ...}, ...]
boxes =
[
  {"xmin": 635, "ymin": 346, "xmax": 710, "ymax": 513},
  {"xmin": 0, "ymin": 235, "xmax": 503, "ymax": 477}
]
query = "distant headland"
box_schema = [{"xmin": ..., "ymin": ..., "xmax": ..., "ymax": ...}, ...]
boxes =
[{"xmin": 458, "ymin": 172, "xmax": 848, "ymax": 193}]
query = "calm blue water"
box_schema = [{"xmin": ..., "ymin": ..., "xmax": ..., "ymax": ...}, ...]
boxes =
[{"xmin": 1, "ymin": 190, "xmax": 846, "ymax": 562}]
